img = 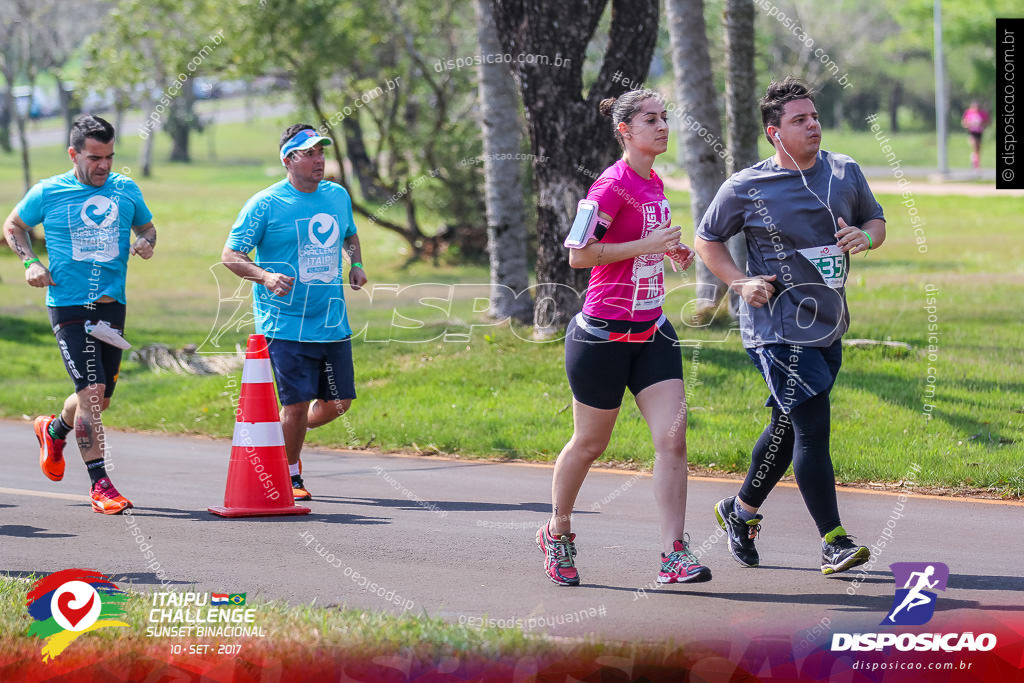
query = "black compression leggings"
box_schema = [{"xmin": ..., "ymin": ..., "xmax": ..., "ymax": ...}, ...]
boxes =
[{"xmin": 737, "ymin": 391, "xmax": 841, "ymax": 537}]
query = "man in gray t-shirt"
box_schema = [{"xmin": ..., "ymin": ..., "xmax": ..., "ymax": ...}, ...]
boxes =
[
  {"xmin": 696, "ymin": 149, "xmax": 884, "ymax": 347},
  {"xmin": 694, "ymin": 77, "xmax": 886, "ymax": 577}
]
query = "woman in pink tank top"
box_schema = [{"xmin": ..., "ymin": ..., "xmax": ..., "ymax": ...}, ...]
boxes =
[{"xmin": 536, "ymin": 89, "xmax": 712, "ymax": 588}]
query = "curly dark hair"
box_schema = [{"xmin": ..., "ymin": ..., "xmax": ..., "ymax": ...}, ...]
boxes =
[{"xmin": 760, "ymin": 77, "xmax": 816, "ymax": 145}]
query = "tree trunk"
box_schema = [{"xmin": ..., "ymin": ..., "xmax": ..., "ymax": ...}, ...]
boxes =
[
  {"xmin": 139, "ymin": 97, "xmax": 156, "ymax": 178},
  {"xmin": 889, "ymin": 81, "xmax": 902, "ymax": 132},
  {"xmin": 14, "ymin": 95, "xmax": 31, "ymax": 192},
  {"xmin": 492, "ymin": 0, "xmax": 659, "ymax": 336},
  {"xmin": 341, "ymin": 116, "xmax": 388, "ymax": 202},
  {"xmin": 114, "ymin": 105, "xmax": 125, "ymax": 139},
  {"xmin": 475, "ymin": 0, "xmax": 533, "ymax": 324},
  {"xmin": 167, "ymin": 83, "xmax": 194, "ymax": 162},
  {"xmin": 723, "ymin": 0, "xmax": 757, "ymax": 318},
  {"xmin": 0, "ymin": 85, "xmax": 13, "ymax": 153},
  {"xmin": 724, "ymin": 0, "xmax": 758, "ymax": 176},
  {"xmin": 666, "ymin": 0, "xmax": 726, "ymax": 314},
  {"xmin": 54, "ymin": 74, "xmax": 74, "ymax": 145}
]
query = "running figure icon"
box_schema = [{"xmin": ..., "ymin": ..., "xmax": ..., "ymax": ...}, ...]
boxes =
[{"xmin": 887, "ymin": 565, "xmax": 939, "ymax": 623}]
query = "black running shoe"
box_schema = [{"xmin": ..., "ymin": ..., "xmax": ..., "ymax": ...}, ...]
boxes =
[
  {"xmin": 714, "ymin": 496, "xmax": 762, "ymax": 568},
  {"xmin": 821, "ymin": 526, "xmax": 870, "ymax": 575}
]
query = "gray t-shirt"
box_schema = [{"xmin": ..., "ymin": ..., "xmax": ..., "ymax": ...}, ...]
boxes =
[{"xmin": 696, "ymin": 150, "xmax": 884, "ymax": 348}]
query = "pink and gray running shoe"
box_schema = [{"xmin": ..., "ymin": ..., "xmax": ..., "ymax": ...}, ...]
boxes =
[
  {"xmin": 536, "ymin": 523, "xmax": 580, "ymax": 586},
  {"xmin": 658, "ymin": 537, "xmax": 712, "ymax": 583}
]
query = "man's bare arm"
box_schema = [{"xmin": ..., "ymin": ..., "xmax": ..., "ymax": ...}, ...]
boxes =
[
  {"xmin": 4, "ymin": 210, "xmax": 55, "ymax": 287},
  {"xmin": 221, "ymin": 245, "xmax": 294, "ymax": 296}
]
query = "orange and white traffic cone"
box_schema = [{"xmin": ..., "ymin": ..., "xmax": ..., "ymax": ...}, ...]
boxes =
[{"xmin": 209, "ymin": 334, "xmax": 310, "ymax": 517}]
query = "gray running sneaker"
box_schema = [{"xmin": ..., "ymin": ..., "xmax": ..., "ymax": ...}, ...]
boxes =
[
  {"xmin": 714, "ymin": 496, "xmax": 762, "ymax": 568},
  {"xmin": 821, "ymin": 526, "xmax": 870, "ymax": 575}
]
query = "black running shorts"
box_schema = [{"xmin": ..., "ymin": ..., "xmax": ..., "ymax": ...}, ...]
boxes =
[
  {"xmin": 48, "ymin": 301, "xmax": 127, "ymax": 397},
  {"xmin": 564, "ymin": 313, "xmax": 684, "ymax": 410}
]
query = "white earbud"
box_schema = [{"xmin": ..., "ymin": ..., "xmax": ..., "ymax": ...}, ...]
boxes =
[{"xmin": 774, "ymin": 130, "xmax": 836, "ymax": 232}]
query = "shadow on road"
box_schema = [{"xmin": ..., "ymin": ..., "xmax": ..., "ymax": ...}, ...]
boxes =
[
  {"xmin": 132, "ymin": 506, "xmax": 390, "ymax": 526},
  {"xmin": 0, "ymin": 525, "xmax": 75, "ymax": 539},
  {"xmin": 317, "ymin": 495, "xmax": 566, "ymax": 516},
  {"xmin": 947, "ymin": 573, "xmax": 1024, "ymax": 593}
]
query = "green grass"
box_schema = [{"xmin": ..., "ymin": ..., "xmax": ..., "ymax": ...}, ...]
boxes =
[
  {"xmin": 1, "ymin": 120, "xmax": 1021, "ymax": 495},
  {"xmin": 809, "ymin": 127, "xmax": 999, "ymax": 172}
]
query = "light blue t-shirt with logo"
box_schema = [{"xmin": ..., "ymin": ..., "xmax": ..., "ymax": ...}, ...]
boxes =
[
  {"xmin": 16, "ymin": 170, "xmax": 153, "ymax": 307},
  {"xmin": 226, "ymin": 179, "xmax": 357, "ymax": 342}
]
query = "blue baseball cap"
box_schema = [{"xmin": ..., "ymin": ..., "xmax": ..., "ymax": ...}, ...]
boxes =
[{"xmin": 280, "ymin": 128, "xmax": 332, "ymax": 164}]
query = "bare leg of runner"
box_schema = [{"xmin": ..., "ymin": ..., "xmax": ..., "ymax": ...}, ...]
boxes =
[
  {"xmin": 280, "ymin": 402, "xmax": 309, "ymax": 466},
  {"xmin": 549, "ymin": 400, "xmax": 618, "ymax": 536},
  {"xmin": 71, "ymin": 384, "xmax": 109, "ymax": 463},
  {"xmin": 307, "ymin": 398, "xmax": 350, "ymax": 428},
  {"xmin": 635, "ymin": 379, "xmax": 688, "ymax": 554}
]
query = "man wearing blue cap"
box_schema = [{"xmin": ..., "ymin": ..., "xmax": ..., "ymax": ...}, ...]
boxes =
[{"xmin": 222, "ymin": 123, "xmax": 367, "ymax": 501}]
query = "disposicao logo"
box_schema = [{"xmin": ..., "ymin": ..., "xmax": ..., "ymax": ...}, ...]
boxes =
[
  {"xmin": 884, "ymin": 562, "xmax": 948, "ymax": 626},
  {"xmin": 26, "ymin": 569, "xmax": 129, "ymax": 661},
  {"xmin": 831, "ymin": 562, "xmax": 996, "ymax": 653}
]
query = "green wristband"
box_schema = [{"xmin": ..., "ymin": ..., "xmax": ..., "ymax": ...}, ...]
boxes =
[
  {"xmin": 352, "ymin": 262, "xmax": 363, "ymax": 269},
  {"xmin": 861, "ymin": 230, "xmax": 873, "ymax": 250},
  {"xmin": 23, "ymin": 257, "xmax": 40, "ymax": 269}
]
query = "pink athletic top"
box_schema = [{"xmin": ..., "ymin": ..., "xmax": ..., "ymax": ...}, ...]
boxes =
[
  {"xmin": 962, "ymin": 107, "xmax": 990, "ymax": 134},
  {"xmin": 581, "ymin": 160, "xmax": 670, "ymax": 322}
]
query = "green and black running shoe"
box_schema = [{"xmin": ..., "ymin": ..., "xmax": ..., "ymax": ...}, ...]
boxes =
[{"xmin": 821, "ymin": 526, "xmax": 870, "ymax": 575}]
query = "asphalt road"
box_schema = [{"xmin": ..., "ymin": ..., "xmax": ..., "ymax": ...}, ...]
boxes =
[{"xmin": 1, "ymin": 419, "xmax": 1021, "ymax": 645}]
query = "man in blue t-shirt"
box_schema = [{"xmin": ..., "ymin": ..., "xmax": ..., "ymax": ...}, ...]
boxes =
[
  {"xmin": 694, "ymin": 78, "xmax": 886, "ymax": 576},
  {"xmin": 3, "ymin": 114, "xmax": 158, "ymax": 515},
  {"xmin": 223, "ymin": 124, "xmax": 367, "ymax": 501}
]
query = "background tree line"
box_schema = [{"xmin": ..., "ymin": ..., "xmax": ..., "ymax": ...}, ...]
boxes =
[{"xmin": 0, "ymin": 0, "xmax": 1011, "ymax": 332}]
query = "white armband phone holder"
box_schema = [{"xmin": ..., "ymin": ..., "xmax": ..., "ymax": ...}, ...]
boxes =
[{"xmin": 563, "ymin": 199, "xmax": 610, "ymax": 249}]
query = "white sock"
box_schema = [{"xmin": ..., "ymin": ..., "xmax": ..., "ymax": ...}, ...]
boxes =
[{"xmin": 289, "ymin": 463, "xmax": 299, "ymax": 477}]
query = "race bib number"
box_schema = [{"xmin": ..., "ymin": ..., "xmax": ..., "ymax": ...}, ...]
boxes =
[
  {"xmin": 631, "ymin": 261, "xmax": 665, "ymax": 312},
  {"xmin": 796, "ymin": 244, "xmax": 846, "ymax": 289}
]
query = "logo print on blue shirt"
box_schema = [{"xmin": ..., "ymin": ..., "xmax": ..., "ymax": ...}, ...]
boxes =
[
  {"xmin": 70, "ymin": 195, "xmax": 120, "ymax": 262},
  {"xmin": 298, "ymin": 212, "xmax": 340, "ymax": 283}
]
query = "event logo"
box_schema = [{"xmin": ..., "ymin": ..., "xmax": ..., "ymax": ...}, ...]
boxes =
[
  {"xmin": 25, "ymin": 569, "xmax": 129, "ymax": 661},
  {"xmin": 81, "ymin": 195, "xmax": 119, "ymax": 230},
  {"xmin": 307, "ymin": 213, "xmax": 339, "ymax": 249},
  {"xmin": 832, "ymin": 562, "xmax": 996, "ymax": 653},
  {"xmin": 883, "ymin": 562, "xmax": 948, "ymax": 626},
  {"xmin": 146, "ymin": 591, "xmax": 265, "ymax": 638},
  {"xmin": 70, "ymin": 195, "xmax": 120, "ymax": 262},
  {"xmin": 298, "ymin": 213, "xmax": 341, "ymax": 283}
]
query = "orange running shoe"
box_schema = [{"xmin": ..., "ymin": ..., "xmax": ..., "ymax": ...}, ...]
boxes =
[
  {"xmin": 90, "ymin": 477, "xmax": 133, "ymax": 514},
  {"xmin": 291, "ymin": 474, "xmax": 311, "ymax": 501},
  {"xmin": 34, "ymin": 415, "xmax": 66, "ymax": 482}
]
